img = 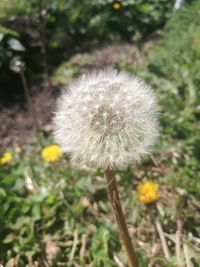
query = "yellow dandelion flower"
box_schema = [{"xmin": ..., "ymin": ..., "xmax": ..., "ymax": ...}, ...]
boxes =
[
  {"xmin": 41, "ymin": 145, "xmax": 62, "ymax": 162},
  {"xmin": 137, "ymin": 181, "xmax": 159, "ymax": 204},
  {"xmin": 112, "ymin": 2, "xmax": 121, "ymax": 10},
  {"xmin": 0, "ymin": 152, "xmax": 12, "ymax": 165}
]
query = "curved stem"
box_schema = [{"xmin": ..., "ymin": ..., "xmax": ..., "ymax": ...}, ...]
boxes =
[{"xmin": 105, "ymin": 168, "xmax": 139, "ymax": 267}]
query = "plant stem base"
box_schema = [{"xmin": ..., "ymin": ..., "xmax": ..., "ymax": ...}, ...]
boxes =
[{"xmin": 105, "ymin": 168, "xmax": 138, "ymax": 267}]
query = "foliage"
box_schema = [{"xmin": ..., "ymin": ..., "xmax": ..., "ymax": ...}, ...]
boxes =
[
  {"xmin": 0, "ymin": 26, "xmax": 25, "ymax": 84},
  {"xmin": 145, "ymin": 1, "xmax": 200, "ymax": 187},
  {"xmin": 0, "ymin": 143, "xmax": 120, "ymax": 266},
  {"xmin": 0, "ymin": 0, "xmax": 175, "ymax": 47},
  {"xmin": 149, "ymin": 1, "xmax": 200, "ymax": 105},
  {"xmin": 56, "ymin": 0, "xmax": 174, "ymax": 44},
  {"xmin": 0, "ymin": 0, "xmax": 175, "ymax": 85},
  {"xmin": 0, "ymin": 126, "xmax": 200, "ymax": 266},
  {"xmin": 0, "ymin": 0, "xmax": 173, "ymax": 42}
]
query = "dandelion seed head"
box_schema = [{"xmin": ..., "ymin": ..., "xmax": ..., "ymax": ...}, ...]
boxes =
[{"xmin": 53, "ymin": 70, "xmax": 159, "ymax": 169}]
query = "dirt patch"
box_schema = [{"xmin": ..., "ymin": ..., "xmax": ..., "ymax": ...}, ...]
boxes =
[
  {"xmin": 0, "ymin": 43, "xmax": 147, "ymax": 150},
  {"xmin": 0, "ymin": 83, "xmax": 60, "ymax": 150}
]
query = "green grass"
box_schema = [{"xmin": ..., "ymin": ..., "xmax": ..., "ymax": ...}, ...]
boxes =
[{"xmin": 0, "ymin": 119, "xmax": 199, "ymax": 266}]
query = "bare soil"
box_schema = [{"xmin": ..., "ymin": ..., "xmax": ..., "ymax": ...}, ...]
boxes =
[
  {"xmin": 0, "ymin": 43, "xmax": 145, "ymax": 150},
  {"xmin": 0, "ymin": 82, "xmax": 60, "ymax": 150}
]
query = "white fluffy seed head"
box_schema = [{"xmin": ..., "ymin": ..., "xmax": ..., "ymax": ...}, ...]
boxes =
[{"xmin": 53, "ymin": 70, "xmax": 159, "ymax": 169}]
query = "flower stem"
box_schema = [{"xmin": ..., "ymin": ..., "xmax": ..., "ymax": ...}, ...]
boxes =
[
  {"xmin": 105, "ymin": 168, "xmax": 139, "ymax": 267},
  {"xmin": 19, "ymin": 70, "xmax": 40, "ymax": 133}
]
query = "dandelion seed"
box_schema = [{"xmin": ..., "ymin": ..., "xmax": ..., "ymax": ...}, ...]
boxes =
[{"xmin": 53, "ymin": 70, "xmax": 158, "ymax": 169}]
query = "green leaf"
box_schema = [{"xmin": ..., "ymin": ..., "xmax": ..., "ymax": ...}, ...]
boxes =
[
  {"xmin": 0, "ymin": 26, "xmax": 19, "ymax": 37},
  {"xmin": 3, "ymin": 233, "xmax": 18, "ymax": 244},
  {"xmin": 31, "ymin": 204, "xmax": 41, "ymax": 221},
  {"xmin": 8, "ymin": 38, "xmax": 25, "ymax": 51}
]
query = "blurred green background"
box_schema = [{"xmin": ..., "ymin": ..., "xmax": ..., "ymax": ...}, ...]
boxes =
[{"xmin": 0, "ymin": 0, "xmax": 200, "ymax": 266}]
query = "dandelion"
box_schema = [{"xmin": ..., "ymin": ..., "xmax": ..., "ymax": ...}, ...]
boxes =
[
  {"xmin": 53, "ymin": 70, "xmax": 159, "ymax": 267},
  {"xmin": 41, "ymin": 145, "xmax": 62, "ymax": 162},
  {"xmin": 0, "ymin": 152, "xmax": 12, "ymax": 165},
  {"xmin": 112, "ymin": 2, "xmax": 121, "ymax": 10},
  {"xmin": 54, "ymin": 70, "xmax": 158, "ymax": 169},
  {"xmin": 138, "ymin": 181, "xmax": 159, "ymax": 204}
]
